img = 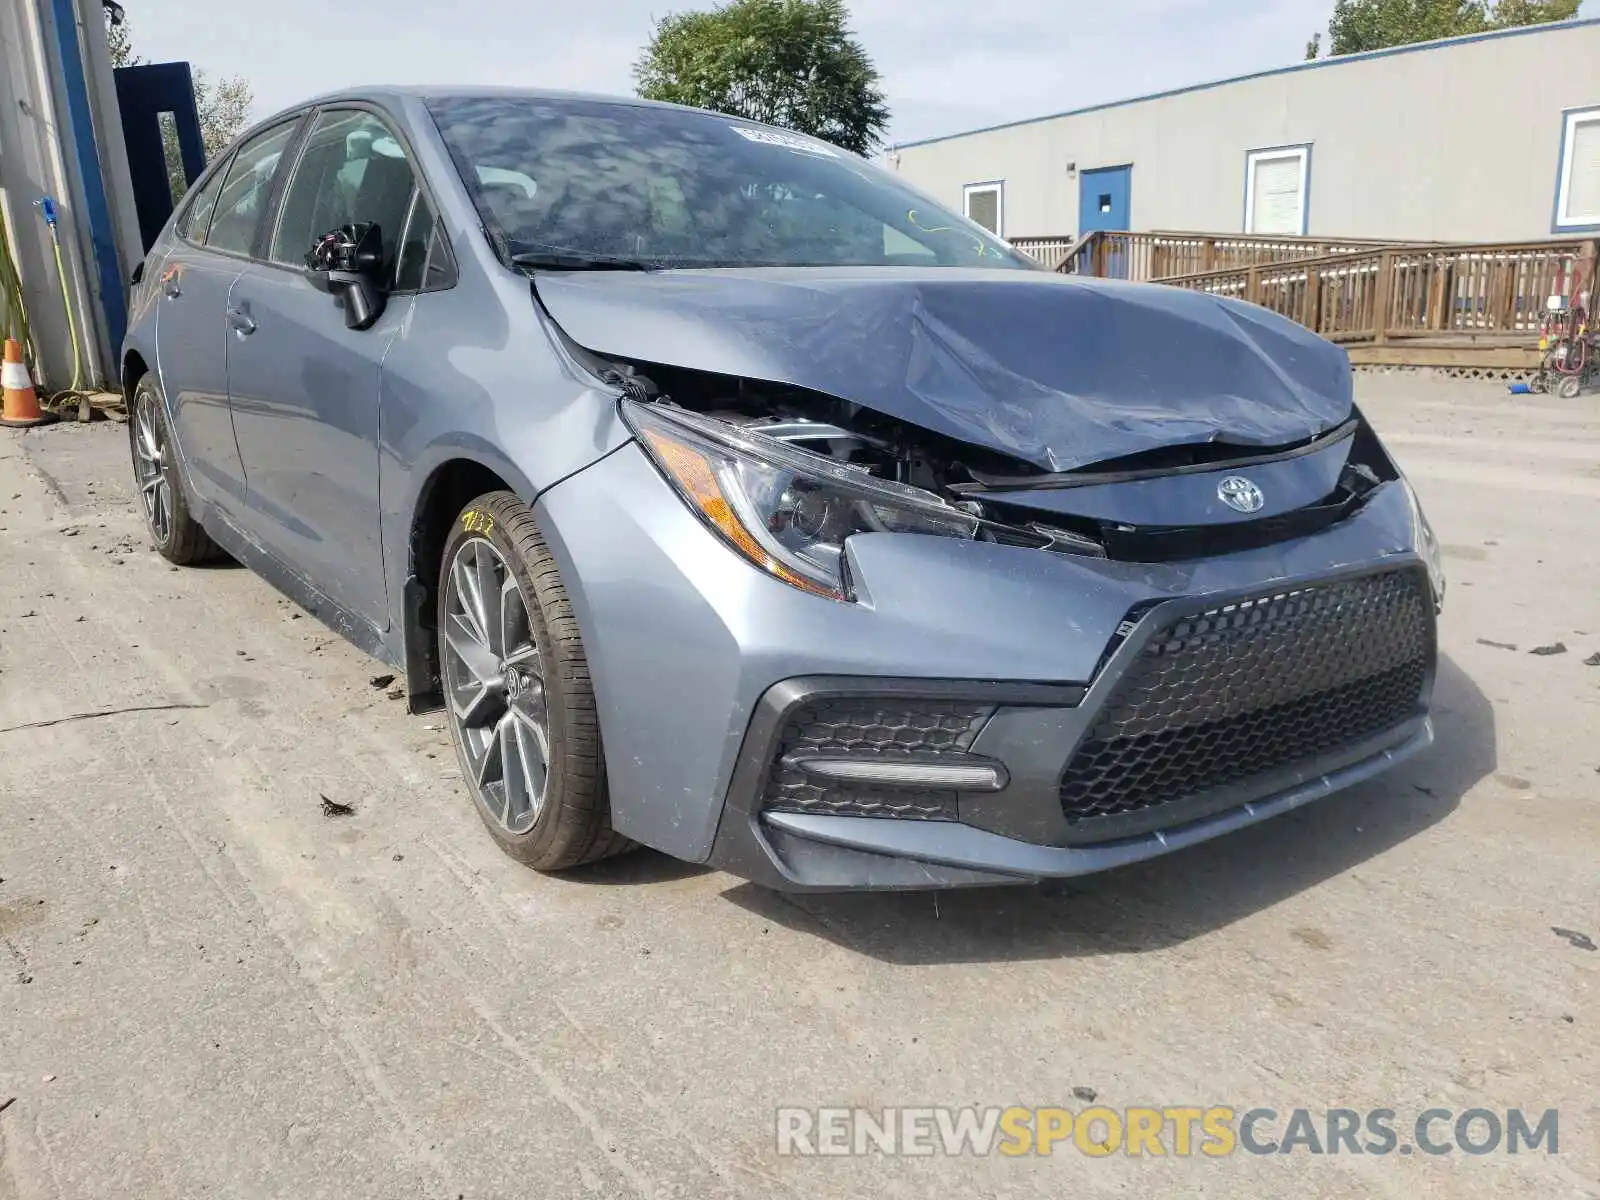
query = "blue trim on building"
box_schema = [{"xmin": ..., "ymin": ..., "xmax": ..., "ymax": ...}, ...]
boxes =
[
  {"xmin": 1551, "ymin": 104, "xmax": 1600, "ymax": 235},
  {"xmin": 49, "ymin": 0, "xmax": 128, "ymax": 363},
  {"xmin": 892, "ymin": 18, "xmax": 1600, "ymax": 152},
  {"xmin": 1242, "ymin": 143, "xmax": 1313, "ymax": 236}
]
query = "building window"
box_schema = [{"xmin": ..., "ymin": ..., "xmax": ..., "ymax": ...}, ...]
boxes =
[
  {"xmin": 963, "ymin": 182, "xmax": 1003, "ymax": 238},
  {"xmin": 1244, "ymin": 145, "xmax": 1310, "ymax": 236},
  {"xmin": 1554, "ymin": 107, "xmax": 1600, "ymax": 232}
]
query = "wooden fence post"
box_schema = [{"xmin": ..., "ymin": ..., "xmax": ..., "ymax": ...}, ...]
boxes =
[
  {"xmin": 1245, "ymin": 266, "xmax": 1261, "ymax": 306},
  {"xmin": 1494, "ymin": 259, "xmax": 1515, "ymax": 331},
  {"xmin": 1303, "ymin": 267, "xmax": 1321, "ymax": 332},
  {"xmin": 1428, "ymin": 262, "xmax": 1449, "ymax": 331},
  {"xmin": 1372, "ymin": 250, "xmax": 1395, "ymax": 344}
]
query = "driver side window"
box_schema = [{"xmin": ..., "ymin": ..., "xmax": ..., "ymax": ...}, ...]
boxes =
[{"xmin": 270, "ymin": 109, "xmax": 429, "ymax": 288}]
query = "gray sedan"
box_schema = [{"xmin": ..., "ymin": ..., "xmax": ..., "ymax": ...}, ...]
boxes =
[{"xmin": 121, "ymin": 88, "xmax": 1443, "ymax": 890}]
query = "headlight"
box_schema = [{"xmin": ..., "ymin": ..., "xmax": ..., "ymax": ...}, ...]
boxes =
[
  {"xmin": 1403, "ymin": 476, "xmax": 1445, "ymax": 609},
  {"xmin": 622, "ymin": 400, "xmax": 978, "ymax": 600}
]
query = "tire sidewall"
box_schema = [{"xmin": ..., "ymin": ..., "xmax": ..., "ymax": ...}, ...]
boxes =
[
  {"xmin": 438, "ymin": 496, "xmax": 578, "ymax": 858},
  {"xmin": 129, "ymin": 376, "xmax": 174, "ymax": 552}
]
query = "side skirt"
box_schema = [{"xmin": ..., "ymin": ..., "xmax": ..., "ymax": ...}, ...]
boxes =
[{"xmin": 199, "ymin": 504, "xmax": 395, "ymax": 669}]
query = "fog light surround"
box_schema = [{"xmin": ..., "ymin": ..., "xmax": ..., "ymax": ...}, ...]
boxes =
[{"xmin": 786, "ymin": 753, "xmax": 1009, "ymax": 792}]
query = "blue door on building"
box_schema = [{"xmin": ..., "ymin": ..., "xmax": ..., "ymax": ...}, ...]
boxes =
[
  {"xmin": 1079, "ymin": 165, "xmax": 1131, "ymax": 233},
  {"xmin": 1078, "ymin": 165, "xmax": 1131, "ymax": 277}
]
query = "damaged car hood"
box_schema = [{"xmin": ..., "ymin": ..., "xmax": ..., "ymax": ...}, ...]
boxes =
[{"xmin": 533, "ymin": 266, "xmax": 1353, "ymax": 473}]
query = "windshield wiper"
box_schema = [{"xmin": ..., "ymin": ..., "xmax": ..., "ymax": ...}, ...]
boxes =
[{"xmin": 511, "ymin": 250, "xmax": 654, "ymax": 272}]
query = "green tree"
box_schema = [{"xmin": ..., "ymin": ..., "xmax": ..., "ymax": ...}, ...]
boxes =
[
  {"xmin": 104, "ymin": 13, "xmax": 254, "ymax": 198},
  {"xmin": 1484, "ymin": 0, "xmax": 1583, "ymax": 28},
  {"xmin": 633, "ymin": 0, "xmax": 889, "ymax": 155},
  {"xmin": 1310, "ymin": 0, "xmax": 1580, "ymax": 56}
]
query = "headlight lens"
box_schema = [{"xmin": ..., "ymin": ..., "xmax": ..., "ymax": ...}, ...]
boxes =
[
  {"xmin": 622, "ymin": 401, "xmax": 978, "ymax": 600},
  {"xmin": 1403, "ymin": 476, "xmax": 1445, "ymax": 609}
]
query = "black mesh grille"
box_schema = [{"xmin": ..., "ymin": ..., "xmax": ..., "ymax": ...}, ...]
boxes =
[
  {"xmin": 1060, "ymin": 569, "xmax": 1434, "ymax": 825},
  {"xmin": 761, "ymin": 698, "xmax": 993, "ymax": 820}
]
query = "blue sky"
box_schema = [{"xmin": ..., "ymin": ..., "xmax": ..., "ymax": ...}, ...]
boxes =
[{"xmin": 122, "ymin": 0, "xmax": 1599, "ymax": 147}]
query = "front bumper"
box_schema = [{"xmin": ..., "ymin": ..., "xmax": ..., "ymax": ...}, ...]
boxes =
[
  {"xmin": 708, "ymin": 679, "xmax": 1432, "ymax": 892},
  {"xmin": 535, "ymin": 441, "xmax": 1439, "ymax": 891}
]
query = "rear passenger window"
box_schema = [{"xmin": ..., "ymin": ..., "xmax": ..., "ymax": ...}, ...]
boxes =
[
  {"xmin": 203, "ymin": 121, "xmax": 299, "ymax": 254},
  {"xmin": 176, "ymin": 158, "xmax": 230, "ymax": 242}
]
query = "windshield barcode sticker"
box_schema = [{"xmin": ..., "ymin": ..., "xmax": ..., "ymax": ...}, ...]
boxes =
[{"xmin": 729, "ymin": 125, "xmax": 838, "ymax": 157}]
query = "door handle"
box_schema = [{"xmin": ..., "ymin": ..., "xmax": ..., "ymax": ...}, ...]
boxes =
[{"xmin": 227, "ymin": 306, "xmax": 257, "ymax": 336}]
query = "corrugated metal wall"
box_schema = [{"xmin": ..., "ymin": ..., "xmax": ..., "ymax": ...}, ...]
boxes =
[
  {"xmin": 892, "ymin": 21, "xmax": 1600, "ymax": 244},
  {"xmin": 0, "ymin": 0, "xmax": 141, "ymax": 390}
]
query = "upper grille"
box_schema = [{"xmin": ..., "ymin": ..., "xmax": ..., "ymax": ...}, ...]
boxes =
[
  {"xmin": 1060, "ymin": 569, "xmax": 1434, "ymax": 827},
  {"xmin": 761, "ymin": 698, "xmax": 993, "ymax": 820}
]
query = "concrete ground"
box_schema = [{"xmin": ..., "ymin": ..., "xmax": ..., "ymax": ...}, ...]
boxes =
[{"xmin": 0, "ymin": 374, "xmax": 1595, "ymax": 1199}]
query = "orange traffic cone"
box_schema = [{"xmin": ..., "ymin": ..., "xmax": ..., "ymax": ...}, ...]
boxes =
[{"xmin": 1, "ymin": 338, "xmax": 53, "ymax": 427}]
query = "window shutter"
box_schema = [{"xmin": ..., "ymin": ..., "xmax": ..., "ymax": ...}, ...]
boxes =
[
  {"xmin": 966, "ymin": 189, "xmax": 999, "ymax": 234},
  {"xmin": 1250, "ymin": 155, "xmax": 1303, "ymax": 234},
  {"xmin": 1563, "ymin": 117, "xmax": 1600, "ymax": 225}
]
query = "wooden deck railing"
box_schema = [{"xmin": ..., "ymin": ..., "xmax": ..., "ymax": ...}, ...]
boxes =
[
  {"xmin": 1055, "ymin": 230, "xmax": 1416, "ymax": 283},
  {"xmin": 1160, "ymin": 238, "xmax": 1597, "ymax": 346},
  {"xmin": 1009, "ymin": 235, "xmax": 1079, "ymax": 271},
  {"xmin": 1021, "ymin": 226, "xmax": 1597, "ymax": 365}
]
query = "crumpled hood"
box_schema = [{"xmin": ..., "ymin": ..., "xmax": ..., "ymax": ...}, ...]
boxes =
[{"xmin": 533, "ymin": 266, "xmax": 1353, "ymax": 473}]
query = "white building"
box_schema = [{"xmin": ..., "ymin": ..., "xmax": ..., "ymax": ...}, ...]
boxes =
[{"xmin": 890, "ymin": 19, "xmax": 1600, "ymax": 247}]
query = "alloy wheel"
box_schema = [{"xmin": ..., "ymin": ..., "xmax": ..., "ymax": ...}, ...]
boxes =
[
  {"xmin": 132, "ymin": 392, "xmax": 173, "ymax": 547},
  {"xmin": 441, "ymin": 537, "xmax": 550, "ymax": 834}
]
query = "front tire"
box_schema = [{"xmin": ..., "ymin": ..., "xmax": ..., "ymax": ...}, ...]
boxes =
[
  {"xmin": 128, "ymin": 375, "xmax": 219, "ymax": 564},
  {"xmin": 437, "ymin": 491, "xmax": 631, "ymax": 869}
]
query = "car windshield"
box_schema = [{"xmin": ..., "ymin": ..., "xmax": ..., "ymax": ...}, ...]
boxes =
[{"xmin": 426, "ymin": 94, "xmax": 1036, "ymax": 271}]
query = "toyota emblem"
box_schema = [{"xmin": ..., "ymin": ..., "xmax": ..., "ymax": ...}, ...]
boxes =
[{"xmin": 1217, "ymin": 476, "xmax": 1266, "ymax": 514}]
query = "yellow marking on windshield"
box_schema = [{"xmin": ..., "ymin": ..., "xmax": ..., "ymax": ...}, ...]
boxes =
[{"xmin": 907, "ymin": 209, "xmax": 992, "ymax": 257}]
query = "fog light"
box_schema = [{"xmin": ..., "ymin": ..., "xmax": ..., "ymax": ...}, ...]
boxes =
[{"xmin": 787, "ymin": 754, "xmax": 1008, "ymax": 792}]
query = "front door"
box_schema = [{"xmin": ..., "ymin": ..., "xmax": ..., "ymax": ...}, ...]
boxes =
[{"xmin": 225, "ymin": 108, "xmax": 425, "ymax": 628}]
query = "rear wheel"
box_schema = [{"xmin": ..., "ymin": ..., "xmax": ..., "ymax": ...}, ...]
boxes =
[
  {"xmin": 129, "ymin": 375, "xmax": 219, "ymax": 564},
  {"xmin": 437, "ymin": 491, "xmax": 631, "ymax": 869}
]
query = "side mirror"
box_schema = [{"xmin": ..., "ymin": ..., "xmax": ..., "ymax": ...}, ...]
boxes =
[{"xmin": 306, "ymin": 222, "xmax": 387, "ymax": 330}]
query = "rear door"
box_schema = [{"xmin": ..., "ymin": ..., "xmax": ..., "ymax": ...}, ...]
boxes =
[
  {"xmin": 154, "ymin": 118, "xmax": 301, "ymax": 508},
  {"xmin": 225, "ymin": 106, "xmax": 437, "ymax": 627}
]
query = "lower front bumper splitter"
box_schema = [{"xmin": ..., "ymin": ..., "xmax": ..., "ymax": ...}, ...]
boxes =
[{"xmin": 721, "ymin": 718, "xmax": 1433, "ymax": 892}]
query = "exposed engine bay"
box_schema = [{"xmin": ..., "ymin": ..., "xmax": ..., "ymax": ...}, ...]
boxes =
[{"xmin": 597, "ymin": 357, "xmax": 1402, "ymax": 567}]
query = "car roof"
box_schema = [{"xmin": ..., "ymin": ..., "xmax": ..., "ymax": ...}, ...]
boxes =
[{"xmin": 265, "ymin": 85, "xmax": 715, "ymax": 124}]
